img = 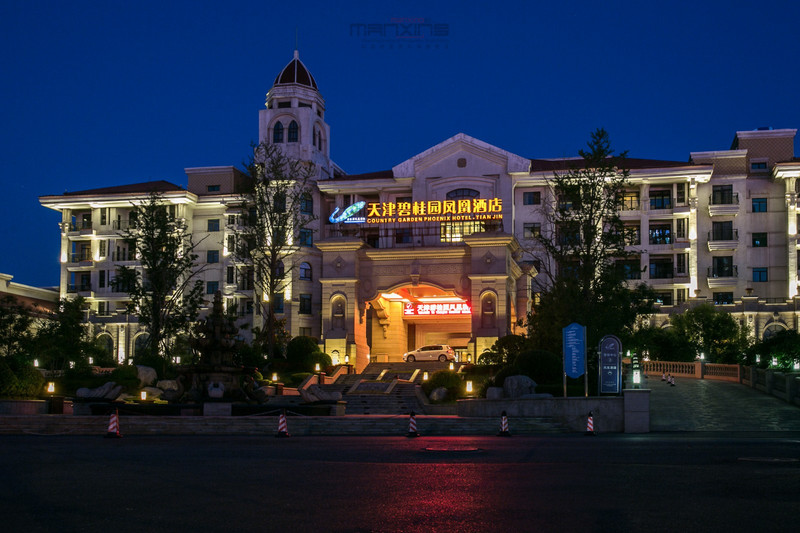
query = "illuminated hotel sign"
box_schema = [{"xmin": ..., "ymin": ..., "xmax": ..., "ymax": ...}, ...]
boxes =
[
  {"xmin": 403, "ymin": 302, "xmax": 472, "ymax": 316},
  {"xmin": 367, "ymin": 198, "xmax": 502, "ymax": 224},
  {"xmin": 330, "ymin": 198, "xmax": 503, "ymax": 225}
]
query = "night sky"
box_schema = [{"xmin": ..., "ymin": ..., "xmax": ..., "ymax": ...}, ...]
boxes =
[{"xmin": 2, "ymin": 0, "xmax": 799, "ymax": 288}]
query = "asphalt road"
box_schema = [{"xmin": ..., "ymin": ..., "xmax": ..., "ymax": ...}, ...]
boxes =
[{"xmin": 2, "ymin": 434, "xmax": 799, "ymax": 533}]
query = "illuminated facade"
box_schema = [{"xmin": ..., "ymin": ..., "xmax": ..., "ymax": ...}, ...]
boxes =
[{"xmin": 39, "ymin": 51, "xmax": 800, "ymax": 368}]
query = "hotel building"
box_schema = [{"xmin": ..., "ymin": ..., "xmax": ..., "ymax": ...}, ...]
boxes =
[{"xmin": 39, "ymin": 52, "xmax": 800, "ymax": 371}]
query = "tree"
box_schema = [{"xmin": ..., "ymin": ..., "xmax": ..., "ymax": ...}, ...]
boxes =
[
  {"xmin": 34, "ymin": 297, "xmax": 104, "ymax": 372},
  {"xmin": 746, "ymin": 329, "xmax": 800, "ymax": 369},
  {"xmin": 113, "ymin": 192, "xmax": 205, "ymax": 373},
  {"xmin": 0, "ymin": 295, "xmax": 35, "ymax": 369},
  {"xmin": 526, "ymin": 129, "xmax": 655, "ymax": 353},
  {"xmin": 669, "ymin": 303, "xmax": 750, "ymax": 363},
  {"xmin": 232, "ymin": 141, "xmax": 316, "ymax": 359},
  {"xmin": 625, "ymin": 324, "xmax": 695, "ymax": 362}
]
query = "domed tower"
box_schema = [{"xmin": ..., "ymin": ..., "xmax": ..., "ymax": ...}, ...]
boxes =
[{"xmin": 258, "ymin": 50, "xmax": 333, "ymax": 178}]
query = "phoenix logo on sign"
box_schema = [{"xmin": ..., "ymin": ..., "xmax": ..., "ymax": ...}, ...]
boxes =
[{"xmin": 329, "ymin": 201, "xmax": 366, "ymax": 224}]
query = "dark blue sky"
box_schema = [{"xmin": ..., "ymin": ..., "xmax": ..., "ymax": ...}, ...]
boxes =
[{"xmin": 2, "ymin": 0, "xmax": 799, "ymax": 287}]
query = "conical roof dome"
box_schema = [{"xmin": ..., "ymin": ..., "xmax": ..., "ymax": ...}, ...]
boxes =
[{"xmin": 273, "ymin": 50, "xmax": 318, "ymax": 90}]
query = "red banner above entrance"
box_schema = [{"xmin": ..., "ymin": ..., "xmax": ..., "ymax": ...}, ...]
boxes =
[{"xmin": 403, "ymin": 302, "xmax": 471, "ymax": 316}]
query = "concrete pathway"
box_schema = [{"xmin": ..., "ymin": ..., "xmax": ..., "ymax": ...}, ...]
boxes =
[{"xmin": 644, "ymin": 374, "xmax": 800, "ymax": 431}]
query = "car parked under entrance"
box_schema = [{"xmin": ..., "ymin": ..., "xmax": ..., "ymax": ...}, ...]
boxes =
[{"xmin": 403, "ymin": 345, "xmax": 456, "ymax": 362}]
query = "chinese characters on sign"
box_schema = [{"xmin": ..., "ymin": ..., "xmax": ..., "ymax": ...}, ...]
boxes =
[
  {"xmin": 403, "ymin": 302, "xmax": 471, "ymax": 316},
  {"xmin": 365, "ymin": 198, "xmax": 503, "ymax": 224},
  {"xmin": 562, "ymin": 322, "xmax": 586, "ymax": 379},
  {"xmin": 599, "ymin": 335, "xmax": 621, "ymax": 394}
]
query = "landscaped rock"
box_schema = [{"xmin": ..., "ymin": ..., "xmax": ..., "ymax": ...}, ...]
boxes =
[
  {"xmin": 308, "ymin": 385, "xmax": 342, "ymax": 401},
  {"xmin": 429, "ymin": 387, "xmax": 448, "ymax": 402},
  {"xmin": 503, "ymin": 375, "xmax": 537, "ymax": 398},
  {"xmin": 300, "ymin": 388, "xmax": 320, "ymax": 403},
  {"xmin": 76, "ymin": 381, "xmax": 123, "ymax": 400},
  {"xmin": 486, "ymin": 386, "xmax": 504, "ymax": 400},
  {"xmin": 143, "ymin": 386, "xmax": 163, "ymax": 399},
  {"xmin": 136, "ymin": 366, "xmax": 157, "ymax": 387},
  {"xmin": 157, "ymin": 379, "xmax": 180, "ymax": 391}
]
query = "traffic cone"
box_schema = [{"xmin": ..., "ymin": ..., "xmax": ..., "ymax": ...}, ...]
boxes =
[
  {"xmin": 276, "ymin": 410, "xmax": 290, "ymax": 438},
  {"xmin": 497, "ymin": 410, "xmax": 511, "ymax": 437},
  {"xmin": 406, "ymin": 411, "xmax": 419, "ymax": 438},
  {"xmin": 105, "ymin": 409, "xmax": 122, "ymax": 439},
  {"xmin": 585, "ymin": 411, "xmax": 595, "ymax": 436}
]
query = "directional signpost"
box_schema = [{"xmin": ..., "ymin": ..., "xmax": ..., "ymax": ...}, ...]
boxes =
[
  {"xmin": 598, "ymin": 335, "xmax": 621, "ymax": 394},
  {"xmin": 562, "ymin": 323, "xmax": 587, "ymax": 397}
]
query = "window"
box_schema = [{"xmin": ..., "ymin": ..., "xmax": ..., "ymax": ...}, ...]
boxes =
[
  {"xmin": 245, "ymin": 300, "xmax": 254, "ymax": 315},
  {"xmin": 649, "ymin": 259, "xmax": 673, "ymax": 279},
  {"xmin": 713, "ymin": 292, "xmax": 733, "ymax": 305},
  {"xmin": 711, "ymin": 221, "xmax": 733, "ymax": 241},
  {"xmin": 207, "ymin": 219, "xmax": 220, "ymax": 232},
  {"xmin": 207, "ymin": 250, "xmax": 219, "ymax": 264},
  {"xmin": 649, "ymin": 189, "xmax": 671, "ymax": 209},
  {"xmin": 99, "ymin": 240, "xmax": 107, "ymax": 258},
  {"xmin": 207, "ymin": 184, "xmax": 220, "ymax": 192},
  {"xmin": 676, "ymin": 288, "xmax": 688, "ymax": 304},
  {"xmin": 523, "ymin": 223, "xmax": 541, "ymax": 239},
  {"xmin": 440, "ymin": 220, "xmax": 482, "ymax": 243},
  {"xmin": 676, "ymin": 183, "xmax": 686, "ymax": 205},
  {"xmin": 274, "ymin": 193, "xmax": 286, "ymax": 213},
  {"xmin": 711, "ymin": 256, "xmax": 734, "ymax": 277},
  {"xmin": 227, "ymin": 214, "xmax": 237, "ymax": 225},
  {"xmin": 676, "ymin": 218, "xmax": 687, "ymax": 239},
  {"xmin": 277, "ymin": 101, "xmax": 291, "ymax": 108},
  {"xmin": 753, "ymin": 267, "xmax": 768, "ymax": 282},
  {"xmin": 676, "ymin": 253, "xmax": 687, "ymax": 275},
  {"xmin": 712, "ymin": 185, "xmax": 734, "ymax": 205},
  {"xmin": 752, "ymin": 198, "xmax": 767, "ymax": 212},
  {"xmin": 276, "ymin": 261, "xmax": 285, "ymax": 279},
  {"xmin": 207, "ymin": 281, "xmax": 219, "ymax": 295},
  {"xmin": 752, "ymin": 232, "xmax": 768, "ymax": 247},
  {"xmin": 299, "ymin": 228, "xmax": 313, "ymax": 247},
  {"xmin": 617, "ymin": 259, "xmax": 641, "ymax": 280},
  {"xmin": 396, "ymin": 228, "xmax": 412, "ymax": 244},
  {"xmin": 98, "ymin": 270, "xmax": 106, "ymax": 288},
  {"xmin": 299, "ymin": 294, "xmax": 312, "ymax": 314},
  {"xmin": 446, "ymin": 188, "xmax": 479, "ymax": 200},
  {"xmin": 97, "ymin": 301, "xmax": 108, "ymax": 316},
  {"xmin": 299, "ymin": 262, "xmax": 312, "ymax": 281},
  {"xmin": 100, "ymin": 208, "xmax": 107, "ymax": 226},
  {"xmin": 227, "ymin": 266, "xmax": 235, "ymax": 284},
  {"xmin": 288, "ymin": 120, "xmax": 299, "ymax": 143},
  {"xmin": 751, "ymin": 161, "xmax": 768, "ymax": 170},
  {"xmin": 624, "ymin": 225, "xmax": 641, "ymax": 245},
  {"xmin": 558, "ymin": 223, "xmax": 580, "ymax": 245},
  {"xmin": 299, "ymin": 327, "xmax": 312, "ymax": 337},
  {"xmin": 227, "ymin": 235, "xmax": 236, "ymax": 253},
  {"xmin": 649, "ymin": 224, "xmax": 672, "ymax": 245},
  {"xmin": 654, "ymin": 291, "xmax": 673, "ymax": 306},
  {"xmin": 300, "ymin": 193, "xmax": 313, "ymax": 215},
  {"xmin": 621, "ymin": 190, "xmax": 639, "ymax": 210},
  {"xmin": 523, "ymin": 191, "xmax": 541, "ymax": 205},
  {"xmin": 272, "ymin": 293, "xmax": 284, "ymax": 313},
  {"xmin": 273, "ymin": 122, "xmax": 284, "ymax": 143}
]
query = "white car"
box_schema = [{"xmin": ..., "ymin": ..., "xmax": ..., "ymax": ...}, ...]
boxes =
[{"xmin": 403, "ymin": 344, "xmax": 455, "ymax": 362}]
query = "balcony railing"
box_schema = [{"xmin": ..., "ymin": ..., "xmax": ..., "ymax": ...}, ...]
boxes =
[
  {"xmin": 708, "ymin": 229, "xmax": 739, "ymax": 241},
  {"xmin": 69, "ymin": 252, "xmax": 92, "ymax": 263},
  {"xmin": 113, "ymin": 220, "xmax": 137, "ymax": 231},
  {"xmin": 66, "ymin": 284, "xmax": 92, "ymax": 293},
  {"xmin": 112, "ymin": 250, "xmax": 136, "ymax": 261},
  {"xmin": 707, "ymin": 265, "xmax": 738, "ymax": 278},
  {"xmin": 649, "ymin": 265, "xmax": 674, "ymax": 279},
  {"xmin": 648, "ymin": 196, "xmax": 673, "ymax": 210},
  {"xmin": 709, "ymin": 192, "xmax": 739, "ymax": 205}
]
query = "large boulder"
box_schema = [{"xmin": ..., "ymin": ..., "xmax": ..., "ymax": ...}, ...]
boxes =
[
  {"xmin": 143, "ymin": 386, "xmax": 163, "ymax": 399},
  {"xmin": 486, "ymin": 387, "xmax": 504, "ymax": 400},
  {"xmin": 76, "ymin": 382, "xmax": 123, "ymax": 400},
  {"xmin": 429, "ymin": 387, "xmax": 448, "ymax": 402},
  {"xmin": 503, "ymin": 375, "xmax": 537, "ymax": 398},
  {"xmin": 136, "ymin": 366, "xmax": 157, "ymax": 387}
]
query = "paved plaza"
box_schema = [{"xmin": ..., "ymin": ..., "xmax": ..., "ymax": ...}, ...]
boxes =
[{"xmin": 645, "ymin": 375, "xmax": 800, "ymax": 431}]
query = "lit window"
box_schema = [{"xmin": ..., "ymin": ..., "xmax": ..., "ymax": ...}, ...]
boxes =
[
  {"xmin": 752, "ymin": 232, "xmax": 767, "ymax": 247},
  {"xmin": 523, "ymin": 223, "xmax": 541, "ymax": 239},
  {"xmin": 713, "ymin": 292, "xmax": 733, "ymax": 305}
]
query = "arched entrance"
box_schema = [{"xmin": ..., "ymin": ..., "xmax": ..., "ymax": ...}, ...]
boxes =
[{"xmin": 368, "ymin": 283, "xmax": 474, "ymax": 363}]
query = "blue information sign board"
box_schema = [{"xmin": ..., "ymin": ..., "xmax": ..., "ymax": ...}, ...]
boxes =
[
  {"xmin": 599, "ymin": 335, "xmax": 621, "ymax": 394},
  {"xmin": 563, "ymin": 323, "xmax": 586, "ymax": 379}
]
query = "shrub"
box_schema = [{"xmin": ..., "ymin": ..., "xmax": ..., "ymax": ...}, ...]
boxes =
[
  {"xmin": 285, "ymin": 336, "xmax": 331, "ymax": 372},
  {"xmin": 15, "ymin": 365, "xmax": 45, "ymax": 397},
  {"xmin": 513, "ymin": 349, "xmax": 561, "ymax": 384},
  {"xmin": 109, "ymin": 365, "xmax": 142, "ymax": 394},
  {"xmin": 0, "ymin": 359, "xmax": 20, "ymax": 397},
  {"xmin": 421, "ymin": 370, "xmax": 463, "ymax": 402}
]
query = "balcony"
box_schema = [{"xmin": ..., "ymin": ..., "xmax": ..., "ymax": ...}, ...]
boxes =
[
  {"xmin": 647, "ymin": 195, "xmax": 673, "ymax": 214},
  {"xmin": 111, "ymin": 250, "xmax": 137, "ymax": 262},
  {"xmin": 708, "ymin": 193, "xmax": 740, "ymax": 217},
  {"xmin": 649, "ymin": 263, "xmax": 674, "ymax": 285},
  {"xmin": 68, "ymin": 252, "xmax": 93, "ymax": 264},
  {"xmin": 66, "ymin": 284, "xmax": 93, "ymax": 297},
  {"xmin": 707, "ymin": 229, "xmax": 739, "ymax": 251},
  {"xmin": 113, "ymin": 219, "xmax": 138, "ymax": 231},
  {"xmin": 707, "ymin": 265, "xmax": 738, "ymax": 288}
]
